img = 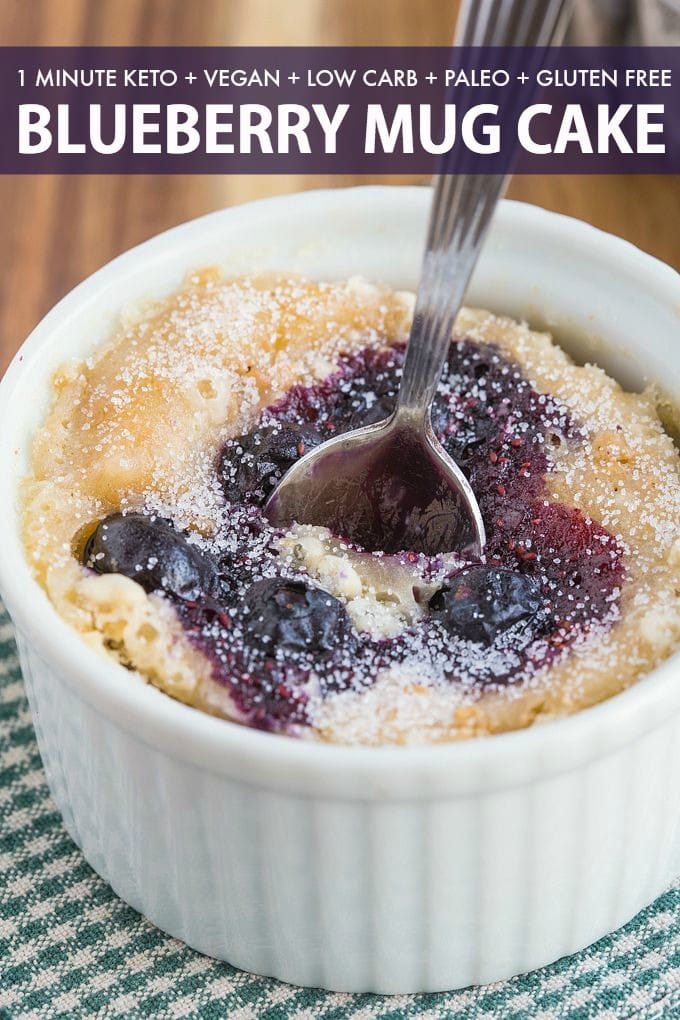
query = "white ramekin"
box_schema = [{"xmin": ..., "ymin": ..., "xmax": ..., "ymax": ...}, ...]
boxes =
[{"xmin": 1, "ymin": 188, "xmax": 679, "ymax": 994}]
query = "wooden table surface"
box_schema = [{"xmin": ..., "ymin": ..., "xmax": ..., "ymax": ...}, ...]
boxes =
[{"xmin": 2, "ymin": 0, "xmax": 678, "ymax": 375}]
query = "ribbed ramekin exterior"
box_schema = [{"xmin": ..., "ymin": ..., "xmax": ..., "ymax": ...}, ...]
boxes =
[{"xmin": 15, "ymin": 627, "xmax": 680, "ymax": 993}]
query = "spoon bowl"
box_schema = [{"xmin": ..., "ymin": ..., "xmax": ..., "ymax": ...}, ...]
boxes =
[{"xmin": 265, "ymin": 407, "xmax": 485, "ymax": 557}]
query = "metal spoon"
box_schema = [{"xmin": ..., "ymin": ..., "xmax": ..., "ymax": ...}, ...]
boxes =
[{"xmin": 266, "ymin": 0, "xmax": 569, "ymax": 557}]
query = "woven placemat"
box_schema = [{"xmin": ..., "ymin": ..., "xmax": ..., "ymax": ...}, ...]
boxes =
[{"xmin": 1, "ymin": 603, "xmax": 678, "ymax": 1020}]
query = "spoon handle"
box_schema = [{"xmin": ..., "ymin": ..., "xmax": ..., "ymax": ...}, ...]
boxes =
[{"xmin": 396, "ymin": 0, "xmax": 570, "ymax": 420}]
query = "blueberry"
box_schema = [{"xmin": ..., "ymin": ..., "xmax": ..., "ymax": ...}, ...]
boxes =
[
  {"xmin": 429, "ymin": 566, "xmax": 543, "ymax": 644},
  {"xmin": 347, "ymin": 394, "xmax": 395, "ymax": 431},
  {"xmin": 84, "ymin": 513, "xmax": 222, "ymax": 601},
  {"xmin": 442, "ymin": 406, "xmax": 498, "ymax": 464},
  {"xmin": 242, "ymin": 578, "xmax": 353, "ymax": 656},
  {"xmin": 220, "ymin": 424, "xmax": 322, "ymax": 503}
]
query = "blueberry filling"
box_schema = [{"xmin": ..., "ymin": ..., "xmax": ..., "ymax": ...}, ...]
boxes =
[{"xmin": 81, "ymin": 339, "xmax": 625, "ymax": 733}]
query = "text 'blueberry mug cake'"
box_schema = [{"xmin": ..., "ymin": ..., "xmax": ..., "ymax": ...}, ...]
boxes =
[{"xmin": 23, "ymin": 272, "xmax": 680, "ymax": 744}]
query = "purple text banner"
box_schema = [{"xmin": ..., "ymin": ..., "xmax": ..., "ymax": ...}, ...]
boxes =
[{"xmin": 1, "ymin": 47, "xmax": 678, "ymax": 174}]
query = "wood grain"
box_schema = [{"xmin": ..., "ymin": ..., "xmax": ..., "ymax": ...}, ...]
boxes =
[{"xmin": 1, "ymin": 0, "xmax": 678, "ymax": 375}]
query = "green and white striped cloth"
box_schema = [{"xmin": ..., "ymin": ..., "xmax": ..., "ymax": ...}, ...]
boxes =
[{"xmin": 1, "ymin": 602, "xmax": 678, "ymax": 1020}]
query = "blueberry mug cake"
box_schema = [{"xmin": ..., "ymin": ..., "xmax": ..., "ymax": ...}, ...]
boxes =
[{"xmin": 23, "ymin": 272, "xmax": 680, "ymax": 744}]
